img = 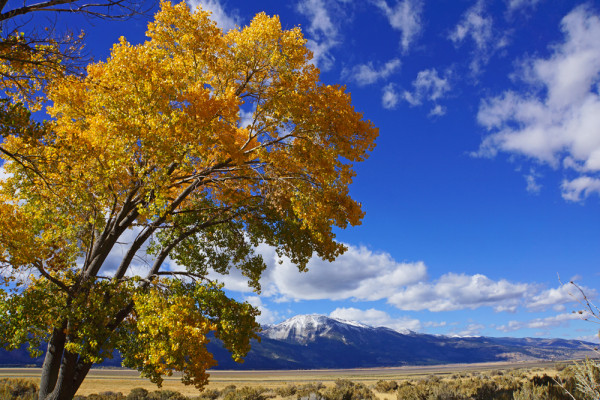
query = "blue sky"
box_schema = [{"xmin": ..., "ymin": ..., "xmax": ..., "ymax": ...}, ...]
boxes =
[{"xmin": 25, "ymin": 0, "xmax": 600, "ymax": 340}]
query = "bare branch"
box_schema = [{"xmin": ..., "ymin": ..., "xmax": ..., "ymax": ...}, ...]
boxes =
[{"xmin": 0, "ymin": 0, "xmax": 147, "ymax": 22}]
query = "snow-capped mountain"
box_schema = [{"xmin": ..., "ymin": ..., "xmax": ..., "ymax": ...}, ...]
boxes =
[
  {"xmin": 206, "ymin": 314, "xmax": 596, "ymax": 370},
  {"xmin": 1, "ymin": 314, "xmax": 595, "ymax": 370},
  {"xmin": 261, "ymin": 314, "xmax": 376, "ymax": 344}
]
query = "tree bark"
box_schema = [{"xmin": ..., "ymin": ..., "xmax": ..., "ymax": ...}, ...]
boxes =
[
  {"xmin": 38, "ymin": 323, "xmax": 95, "ymax": 400},
  {"xmin": 41, "ymin": 350, "xmax": 79, "ymax": 400},
  {"xmin": 38, "ymin": 326, "xmax": 66, "ymax": 400}
]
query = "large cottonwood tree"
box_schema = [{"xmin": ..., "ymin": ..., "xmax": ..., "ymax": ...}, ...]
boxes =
[{"xmin": 0, "ymin": 2, "xmax": 378, "ymax": 400}]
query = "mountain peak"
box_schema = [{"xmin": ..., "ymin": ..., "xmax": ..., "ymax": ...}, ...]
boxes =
[{"xmin": 262, "ymin": 314, "xmax": 374, "ymax": 344}]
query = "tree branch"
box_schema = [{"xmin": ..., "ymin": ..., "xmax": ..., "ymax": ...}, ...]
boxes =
[
  {"xmin": 33, "ymin": 260, "xmax": 73, "ymax": 296},
  {"xmin": 0, "ymin": 0, "xmax": 144, "ymax": 22}
]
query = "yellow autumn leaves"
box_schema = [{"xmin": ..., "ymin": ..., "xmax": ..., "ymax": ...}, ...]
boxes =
[{"xmin": 0, "ymin": 0, "xmax": 376, "ymax": 391}]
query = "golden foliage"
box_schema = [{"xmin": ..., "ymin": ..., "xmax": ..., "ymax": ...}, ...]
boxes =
[{"xmin": 0, "ymin": 0, "xmax": 377, "ymax": 392}]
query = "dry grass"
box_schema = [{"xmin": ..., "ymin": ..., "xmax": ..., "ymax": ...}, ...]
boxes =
[{"xmin": 0, "ymin": 360, "xmax": 570, "ymax": 398}]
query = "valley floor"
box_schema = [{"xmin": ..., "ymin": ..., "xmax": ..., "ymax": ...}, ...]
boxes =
[{"xmin": 0, "ymin": 360, "xmax": 568, "ymax": 397}]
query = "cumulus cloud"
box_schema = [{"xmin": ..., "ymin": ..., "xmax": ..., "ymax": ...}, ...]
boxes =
[
  {"xmin": 268, "ymin": 246, "xmax": 427, "ymax": 301},
  {"xmin": 204, "ymin": 242, "xmax": 594, "ymax": 315},
  {"xmin": 330, "ymin": 307, "xmax": 422, "ymax": 333},
  {"xmin": 561, "ymin": 177, "xmax": 600, "ymax": 202},
  {"xmin": 245, "ymin": 296, "xmax": 282, "ymax": 325},
  {"xmin": 387, "ymin": 273, "xmax": 530, "ymax": 312},
  {"xmin": 382, "ymin": 83, "xmax": 400, "ymax": 109},
  {"xmin": 296, "ymin": 0, "xmax": 341, "ymax": 70},
  {"xmin": 206, "ymin": 243, "xmax": 427, "ymax": 302},
  {"xmin": 96, "ymin": 227, "xmax": 155, "ymax": 277},
  {"xmin": 90, "ymin": 230, "xmax": 595, "ymax": 319},
  {"xmin": 187, "ymin": 0, "xmax": 240, "ymax": 32},
  {"xmin": 429, "ymin": 105, "xmax": 446, "ymax": 117},
  {"xmin": 403, "ymin": 68, "xmax": 451, "ymax": 115},
  {"xmin": 528, "ymin": 282, "xmax": 596, "ymax": 311},
  {"xmin": 372, "ymin": 0, "xmax": 423, "ymax": 52},
  {"xmin": 497, "ymin": 312, "xmax": 590, "ymax": 332},
  {"xmin": 342, "ymin": 58, "xmax": 401, "ymax": 86},
  {"xmin": 450, "ymin": 0, "xmax": 506, "ymax": 74},
  {"xmin": 382, "ymin": 69, "xmax": 451, "ymax": 114},
  {"xmin": 475, "ymin": 5, "xmax": 600, "ymax": 201}
]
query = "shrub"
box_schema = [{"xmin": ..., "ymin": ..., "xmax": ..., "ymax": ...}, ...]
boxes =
[
  {"xmin": 513, "ymin": 382, "xmax": 552, "ymax": 400},
  {"xmin": 276, "ymin": 384, "xmax": 298, "ymax": 397},
  {"xmin": 396, "ymin": 381, "xmax": 429, "ymax": 400},
  {"xmin": 0, "ymin": 378, "xmax": 39, "ymax": 400},
  {"xmin": 321, "ymin": 380, "xmax": 374, "ymax": 400},
  {"xmin": 221, "ymin": 385, "xmax": 238, "ymax": 398},
  {"xmin": 296, "ymin": 382, "xmax": 326, "ymax": 400},
  {"xmin": 196, "ymin": 388, "xmax": 220, "ymax": 400},
  {"xmin": 374, "ymin": 380, "xmax": 398, "ymax": 393},
  {"xmin": 222, "ymin": 386, "xmax": 270, "ymax": 400},
  {"xmin": 87, "ymin": 392, "xmax": 125, "ymax": 400},
  {"xmin": 427, "ymin": 383, "xmax": 466, "ymax": 400},
  {"xmin": 571, "ymin": 357, "xmax": 600, "ymax": 399},
  {"xmin": 147, "ymin": 390, "xmax": 187, "ymax": 400},
  {"xmin": 127, "ymin": 388, "xmax": 150, "ymax": 400}
]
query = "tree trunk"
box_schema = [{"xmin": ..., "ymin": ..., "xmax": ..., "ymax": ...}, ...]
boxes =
[
  {"xmin": 39, "ymin": 351, "xmax": 91, "ymax": 400},
  {"xmin": 38, "ymin": 327, "xmax": 92, "ymax": 400},
  {"xmin": 38, "ymin": 326, "xmax": 66, "ymax": 400}
]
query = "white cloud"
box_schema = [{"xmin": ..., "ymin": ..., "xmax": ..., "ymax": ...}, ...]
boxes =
[
  {"xmin": 428, "ymin": 105, "xmax": 446, "ymax": 117},
  {"xmin": 382, "ymin": 69, "xmax": 450, "ymax": 114},
  {"xmin": 450, "ymin": 0, "xmax": 506, "ymax": 74},
  {"xmin": 497, "ymin": 312, "xmax": 589, "ymax": 332},
  {"xmin": 454, "ymin": 323, "xmax": 485, "ymax": 337},
  {"xmin": 387, "ymin": 273, "xmax": 530, "ymax": 312},
  {"xmin": 450, "ymin": 1, "xmax": 491, "ymax": 48},
  {"xmin": 528, "ymin": 282, "xmax": 596, "ymax": 311},
  {"xmin": 475, "ymin": 5, "xmax": 600, "ymax": 201},
  {"xmin": 575, "ymin": 334, "xmax": 600, "ymax": 343},
  {"xmin": 507, "ymin": 0, "xmax": 543, "ymax": 12},
  {"xmin": 97, "ymin": 227, "xmax": 154, "ymax": 278},
  {"xmin": 330, "ymin": 307, "xmax": 421, "ymax": 333},
  {"xmin": 90, "ymin": 231, "xmax": 597, "ymax": 319},
  {"xmin": 382, "ymin": 83, "xmax": 400, "ymax": 109},
  {"xmin": 525, "ymin": 169, "xmax": 542, "ymax": 194},
  {"xmin": 268, "ymin": 246, "xmax": 427, "ymax": 301},
  {"xmin": 403, "ymin": 68, "xmax": 451, "ymax": 110},
  {"xmin": 208, "ymin": 243, "xmax": 595, "ymax": 315},
  {"xmin": 0, "ymin": 165, "xmax": 12, "ymax": 182},
  {"xmin": 372, "ymin": 0, "xmax": 423, "ymax": 52},
  {"xmin": 245, "ymin": 296, "xmax": 281, "ymax": 325},
  {"xmin": 187, "ymin": 0, "xmax": 240, "ymax": 32},
  {"xmin": 561, "ymin": 176, "xmax": 600, "ymax": 202},
  {"xmin": 207, "ymin": 243, "xmax": 427, "ymax": 302},
  {"xmin": 424, "ymin": 320, "xmax": 447, "ymax": 328},
  {"xmin": 342, "ymin": 58, "xmax": 401, "ymax": 86},
  {"xmin": 296, "ymin": 0, "xmax": 341, "ymax": 70}
]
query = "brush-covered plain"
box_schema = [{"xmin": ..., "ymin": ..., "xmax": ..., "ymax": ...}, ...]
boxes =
[{"xmin": 1, "ymin": 360, "xmax": 597, "ymax": 399}]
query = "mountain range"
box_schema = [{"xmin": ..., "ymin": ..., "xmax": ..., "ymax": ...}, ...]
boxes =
[
  {"xmin": 207, "ymin": 314, "xmax": 595, "ymax": 369},
  {"xmin": 1, "ymin": 314, "xmax": 595, "ymax": 369}
]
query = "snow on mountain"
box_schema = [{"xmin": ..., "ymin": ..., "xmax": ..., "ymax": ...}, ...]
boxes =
[{"xmin": 262, "ymin": 314, "xmax": 375, "ymax": 344}]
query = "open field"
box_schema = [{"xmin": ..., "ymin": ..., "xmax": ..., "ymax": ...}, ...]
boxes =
[{"xmin": 0, "ymin": 360, "xmax": 568, "ymax": 396}]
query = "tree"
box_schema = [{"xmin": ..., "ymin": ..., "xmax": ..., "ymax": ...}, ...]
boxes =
[
  {"xmin": 0, "ymin": 2, "xmax": 378, "ymax": 400},
  {"xmin": 0, "ymin": 0, "xmax": 150, "ymax": 179}
]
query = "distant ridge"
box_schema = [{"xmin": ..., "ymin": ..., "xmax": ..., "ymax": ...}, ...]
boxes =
[
  {"xmin": 0, "ymin": 314, "xmax": 595, "ymax": 370},
  {"xmin": 207, "ymin": 314, "xmax": 595, "ymax": 370}
]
